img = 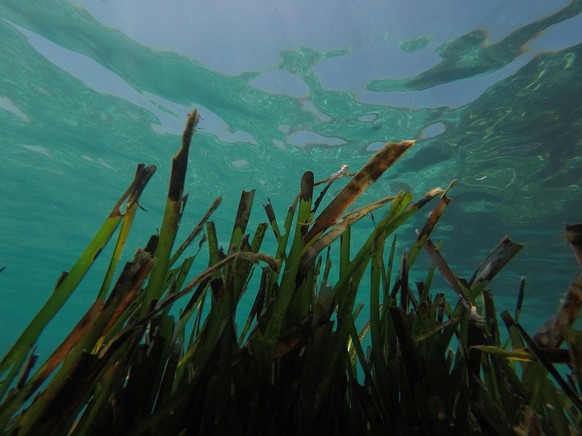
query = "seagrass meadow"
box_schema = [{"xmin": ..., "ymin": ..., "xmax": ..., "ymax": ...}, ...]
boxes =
[{"xmin": 0, "ymin": 111, "xmax": 581, "ymax": 435}]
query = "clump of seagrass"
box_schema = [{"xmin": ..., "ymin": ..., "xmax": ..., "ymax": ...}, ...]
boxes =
[{"xmin": 0, "ymin": 110, "xmax": 580, "ymax": 435}]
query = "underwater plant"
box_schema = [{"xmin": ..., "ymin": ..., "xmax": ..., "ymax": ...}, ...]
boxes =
[{"xmin": 0, "ymin": 111, "xmax": 580, "ymax": 435}]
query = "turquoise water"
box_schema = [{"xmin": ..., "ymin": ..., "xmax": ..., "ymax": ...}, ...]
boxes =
[{"xmin": 1, "ymin": 1, "xmax": 581, "ymax": 358}]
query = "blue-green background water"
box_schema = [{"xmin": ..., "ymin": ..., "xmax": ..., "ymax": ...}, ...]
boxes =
[{"xmin": 1, "ymin": 1, "xmax": 581, "ymax": 358}]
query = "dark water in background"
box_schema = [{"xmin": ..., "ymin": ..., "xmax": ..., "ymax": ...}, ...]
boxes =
[{"xmin": 0, "ymin": 1, "xmax": 581, "ymax": 357}]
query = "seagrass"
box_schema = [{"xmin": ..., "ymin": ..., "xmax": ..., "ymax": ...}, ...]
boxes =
[{"xmin": 0, "ymin": 112, "xmax": 580, "ymax": 435}]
